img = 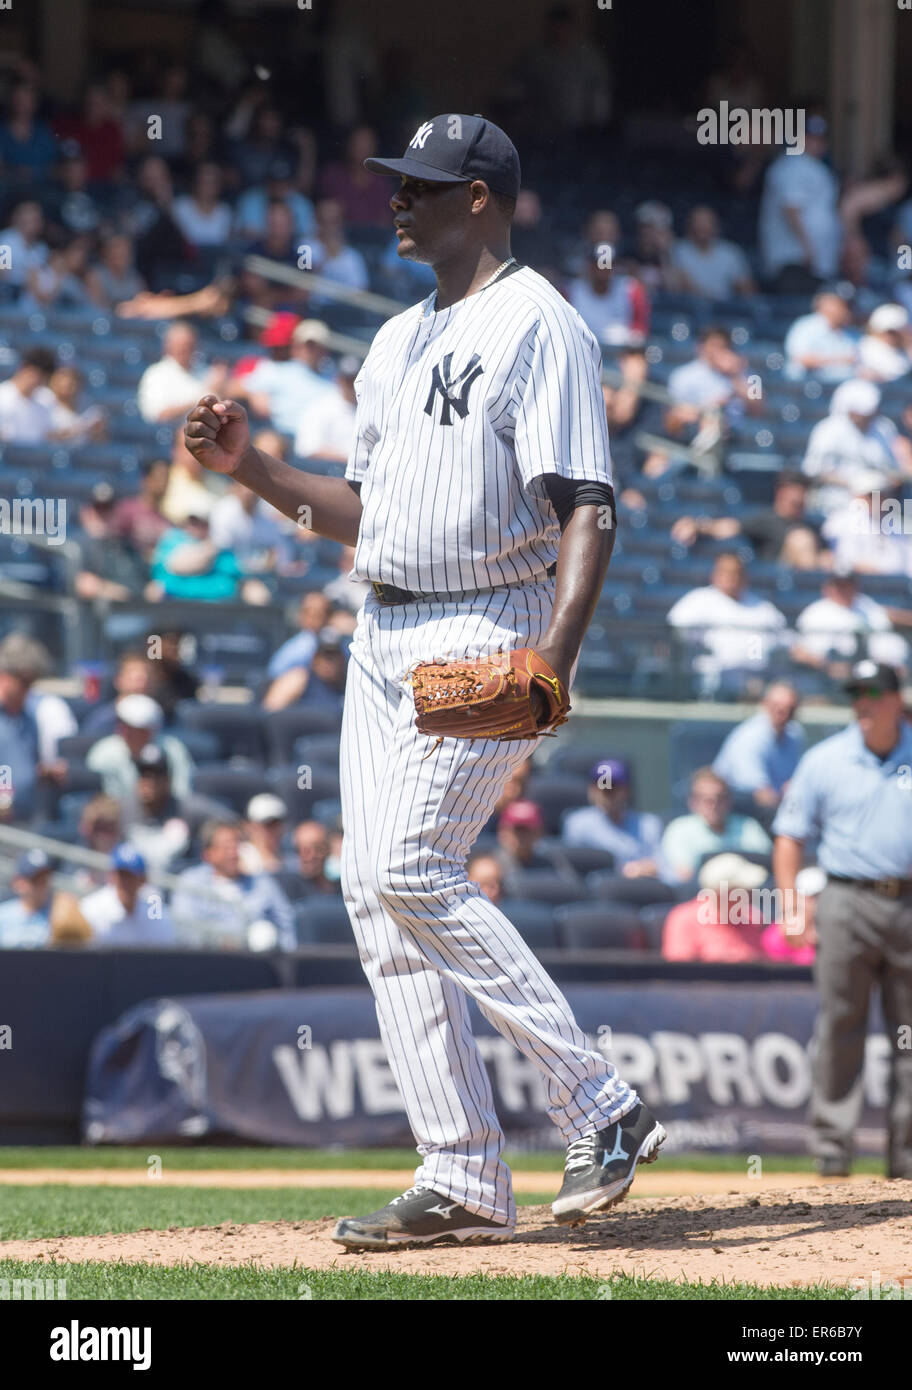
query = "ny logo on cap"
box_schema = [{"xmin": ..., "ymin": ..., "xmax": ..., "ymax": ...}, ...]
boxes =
[
  {"xmin": 409, "ymin": 121, "xmax": 434, "ymax": 150},
  {"xmin": 424, "ymin": 353, "xmax": 484, "ymax": 425}
]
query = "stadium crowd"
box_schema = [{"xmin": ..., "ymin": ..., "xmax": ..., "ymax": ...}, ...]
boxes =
[{"xmin": 0, "ymin": 37, "xmax": 910, "ymax": 959}]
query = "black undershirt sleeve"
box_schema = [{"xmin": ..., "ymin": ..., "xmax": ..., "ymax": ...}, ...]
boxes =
[{"xmin": 542, "ymin": 474, "xmax": 616, "ymax": 532}]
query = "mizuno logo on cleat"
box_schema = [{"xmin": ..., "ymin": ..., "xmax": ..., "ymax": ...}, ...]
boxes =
[
  {"xmin": 601, "ymin": 1130, "xmax": 627, "ymax": 1166},
  {"xmin": 426, "ymin": 1202, "xmax": 458, "ymax": 1219}
]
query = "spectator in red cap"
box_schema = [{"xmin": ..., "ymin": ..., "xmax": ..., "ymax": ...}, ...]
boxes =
[
  {"xmin": 228, "ymin": 310, "xmax": 300, "ymax": 385},
  {"xmin": 496, "ymin": 799, "xmax": 553, "ymax": 881},
  {"xmin": 229, "ymin": 319, "xmax": 332, "ymax": 434}
]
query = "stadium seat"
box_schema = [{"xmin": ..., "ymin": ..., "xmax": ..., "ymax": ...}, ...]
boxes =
[
  {"xmin": 294, "ymin": 897, "xmax": 352, "ymax": 945},
  {"xmin": 586, "ymin": 872, "xmax": 679, "ymax": 906},
  {"xmin": 273, "ymin": 869, "xmax": 312, "ymax": 902},
  {"xmin": 271, "ymin": 765, "xmax": 341, "ymax": 820},
  {"xmin": 174, "ymin": 701, "xmax": 267, "ymax": 763},
  {"xmin": 191, "ymin": 764, "xmax": 269, "ymax": 815},
  {"xmin": 503, "ymin": 868, "xmax": 589, "ymax": 905},
  {"xmin": 264, "ymin": 708, "xmax": 344, "ymax": 765},
  {"xmin": 523, "ymin": 773, "xmax": 590, "ymax": 835},
  {"xmin": 498, "ymin": 897, "xmax": 559, "ymax": 950},
  {"xmin": 195, "ymin": 630, "xmax": 275, "ymax": 683},
  {"xmin": 291, "ymin": 734, "xmax": 343, "ymax": 768},
  {"xmin": 543, "ymin": 746, "xmax": 608, "ymax": 778},
  {"xmin": 56, "ymin": 762, "xmax": 103, "ymax": 796},
  {"xmin": 554, "ymin": 902, "xmax": 645, "ymax": 951},
  {"xmin": 310, "ymin": 796, "xmax": 342, "ymax": 827},
  {"xmin": 637, "ymin": 902, "xmax": 671, "ymax": 951},
  {"xmin": 668, "ymin": 720, "xmax": 731, "ymax": 790},
  {"xmin": 58, "ymin": 734, "xmax": 99, "ymax": 760},
  {"xmin": 552, "ymin": 845, "xmax": 617, "ymax": 876},
  {"xmin": 172, "ymin": 727, "xmax": 221, "ymax": 764}
]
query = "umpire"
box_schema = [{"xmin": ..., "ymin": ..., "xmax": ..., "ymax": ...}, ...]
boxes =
[{"xmin": 773, "ymin": 660, "xmax": 912, "ymax": 1178}]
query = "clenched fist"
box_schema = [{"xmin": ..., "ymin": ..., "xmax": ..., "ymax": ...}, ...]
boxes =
[{"xmin": 184, "ymin": 395, "xmax": 251, "ymax": 476}]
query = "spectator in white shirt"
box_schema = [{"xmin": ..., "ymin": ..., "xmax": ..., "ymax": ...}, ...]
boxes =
[
  {"xmin": 792, "ymin": 571, "xmax": 909, "ymax": 675},
  {"xmin": 670, "ymin": 206, "xmax": 755, "ymax": 300},
  {"xmin": 0, "ymin": 199, "xmax": 49, "ymax": 290},
  {"xmin": 821, "ymin": 474, "xmax": 912, "ymax": 576},
  {"xmin": 87, "ymin": 693, "xmax": 195, "ymax": 802},
  {"xmin": 80, "ymin": 843, "xmax": 177, "ymax": 947},
  {"xmin": 759, "ymin": 115, "xmax": 841, "ymax": 292},
  {"xmin": 667, "ymin": 325, "xmax": 753, "ymax": 414},
  {"xmin": 663, "ymin": 327, "xmax": 758, "ymax": 462},
  {"xmin": 294, "ymin": 354, "xmax": 358, "ymax": 460},
  {"xmin": 209, "ymin": 480, "xmax": 285, "ymax": 574},
  {"xmin": 34, "ymin": 365, "xmax": 106, "ymax": 444},
  {"xmin": 858, "ymin": 303, "xmax": 912, "ymax": 382},
  {"xmin": 801, "ymin": 378, "xmax": 912, "ymax": 509},
  {"xmin": 784, "ymin": 291, "xmax": 858, "ymax": 382},
  {"xmin": 309, "ymin": 198, "xmax": 369, "ymax": 307},
  {"xmin": 667, "ymin": 551, "xmax": 790, "ymax": 693},
  {"xmin": 172, "ymin": 161, "xmax": 233, "ymax": 248},
  {"xmin": 0, "ymin": 348, "xmax": 57, "ymax": 443},
  {"xmin": 137, "ymin": 319, "xmax": 228, "ymax": 423}
]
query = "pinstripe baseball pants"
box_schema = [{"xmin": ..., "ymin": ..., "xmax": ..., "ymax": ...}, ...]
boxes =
[{"xmin": 339, "ymin": 580, "xmax": 637, "ymax": 1225}]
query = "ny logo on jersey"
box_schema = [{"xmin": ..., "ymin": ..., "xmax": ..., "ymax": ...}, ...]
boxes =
[
  {"xmin": 424, "ymin": 353, "xmax": 484, "ymax": 425},
  {"xmin": 409, "ymin": 121, "xmax": 434, "ymax": 150}
]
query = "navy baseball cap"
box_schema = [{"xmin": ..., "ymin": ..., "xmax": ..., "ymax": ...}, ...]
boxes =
[
  {"xmin": 589, "ymin": 758, "xmax": 630, "ymax": 788},
  {"xmin": 14, "ymin": 847, "xmax": 54, "ymax": 878},
  {"xmin": 111, "ymin": 843, "xmax": 146, "ymax": 876},
  {"xmin": 844, "ymin": 661, "xmax": 901, "ymax": 696},
  {"xmin": 364, "ymin": 114, "xmax": 521, "ymax": 199},
  {"xmin": 134, "ymin": 743, "xmax": 168, "ymax": 775}
]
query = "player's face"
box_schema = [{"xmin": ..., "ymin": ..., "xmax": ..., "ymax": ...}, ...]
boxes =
[{"xmin": 391, "ymin": 176, "xmax": 470, "ymax": 264}]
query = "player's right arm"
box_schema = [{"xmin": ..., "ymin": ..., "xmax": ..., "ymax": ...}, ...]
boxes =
[{"xmin": 184, "ymin": 395, "xmax": 363, "ymax": 546}]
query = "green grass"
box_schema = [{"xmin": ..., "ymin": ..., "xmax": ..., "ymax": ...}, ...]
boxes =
[
  {"xmin": 0, "ymin": 1259, "xmax": 856, "ymax": 1301},
  {"xmin": 0, "ymin": 1185, "xmax": 557, "ymax": 1242},
  {"xmin": 0, "ymin": 1146, "xmax": 887, "ymax": 1175}
]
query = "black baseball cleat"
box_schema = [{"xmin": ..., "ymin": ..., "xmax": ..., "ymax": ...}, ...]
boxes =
[
  {"xmin": 816, "ymin": 1157, "xmax": 851, "ymax": 1178},
  {"xmin": 331, "ymin": 1185, "xmax": 515, "ymax": 1251},
  {"xmin": 552, "ymin": 1102, "xmax": 666, "ymax": 1226}
]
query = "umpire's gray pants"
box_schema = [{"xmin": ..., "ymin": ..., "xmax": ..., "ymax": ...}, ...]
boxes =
[{"xmin": 812, "ymin": 881, "xmax": 912, "ymax": 1175}]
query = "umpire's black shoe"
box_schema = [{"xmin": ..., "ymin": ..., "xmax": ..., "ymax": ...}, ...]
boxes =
[
  {"xmin": 331, "ymin": 1185, "xmax": 515, "ymax": 1251},
  {"xmin": 552, "ymin": 1102, "xmax": 666, "ymax": 1226}
]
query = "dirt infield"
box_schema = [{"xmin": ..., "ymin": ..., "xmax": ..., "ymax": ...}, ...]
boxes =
[
  {"xmin": 0, "ymin": 1166, "xmax": 882, "ymax": 1195},
  {"xmin": 3, "ymin": 1178, "xmax": 911, "ymax": 1288}
]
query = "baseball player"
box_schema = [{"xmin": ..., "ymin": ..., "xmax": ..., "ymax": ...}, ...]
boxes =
[{"xmin": 185, "ymin": 114, "xmax": 665, "ymax": 1249}]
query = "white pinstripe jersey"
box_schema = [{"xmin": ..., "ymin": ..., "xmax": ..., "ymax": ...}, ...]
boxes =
[{"xmin": 345, "ymin": 264, "xmax": 613, "ymax": 593}]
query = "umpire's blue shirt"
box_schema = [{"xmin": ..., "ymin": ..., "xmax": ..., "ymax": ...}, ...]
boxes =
[{"xmin": 773, "ymin": 722, "xmax": 912, "ymax": 878}]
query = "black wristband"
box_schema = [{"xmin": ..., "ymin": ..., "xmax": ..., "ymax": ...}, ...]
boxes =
[{"xmin": 542, "ymin": 475, "xmax": 616, "ymax": 531}]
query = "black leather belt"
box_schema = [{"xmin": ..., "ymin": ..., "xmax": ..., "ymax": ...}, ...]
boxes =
[
  {"xmin": 828, "ymin": 875, "xmax": 912, "ymax": 900},
  {"xmin": 370, "ymin": 569, "xmax": 556, "ymax": 608}
]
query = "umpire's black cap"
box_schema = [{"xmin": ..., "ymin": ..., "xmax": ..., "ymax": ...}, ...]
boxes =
[
  {"xmin": 844, "ymin": 660, "xmax": 902, "ymax": 696},
  {"xmin": 364, "ymin": 114, "xmax": 521, "ymax": 199}
]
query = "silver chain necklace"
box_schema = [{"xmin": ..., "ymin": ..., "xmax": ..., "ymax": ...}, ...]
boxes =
[{"xmin": 426, "ymin": 257, "xmax": 516, "ymax": 316}]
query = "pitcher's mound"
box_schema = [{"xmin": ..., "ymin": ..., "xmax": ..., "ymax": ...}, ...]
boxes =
[{"xmin": 3, "ymin": 1179, "xmax": 911, "ymax": 1289}]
